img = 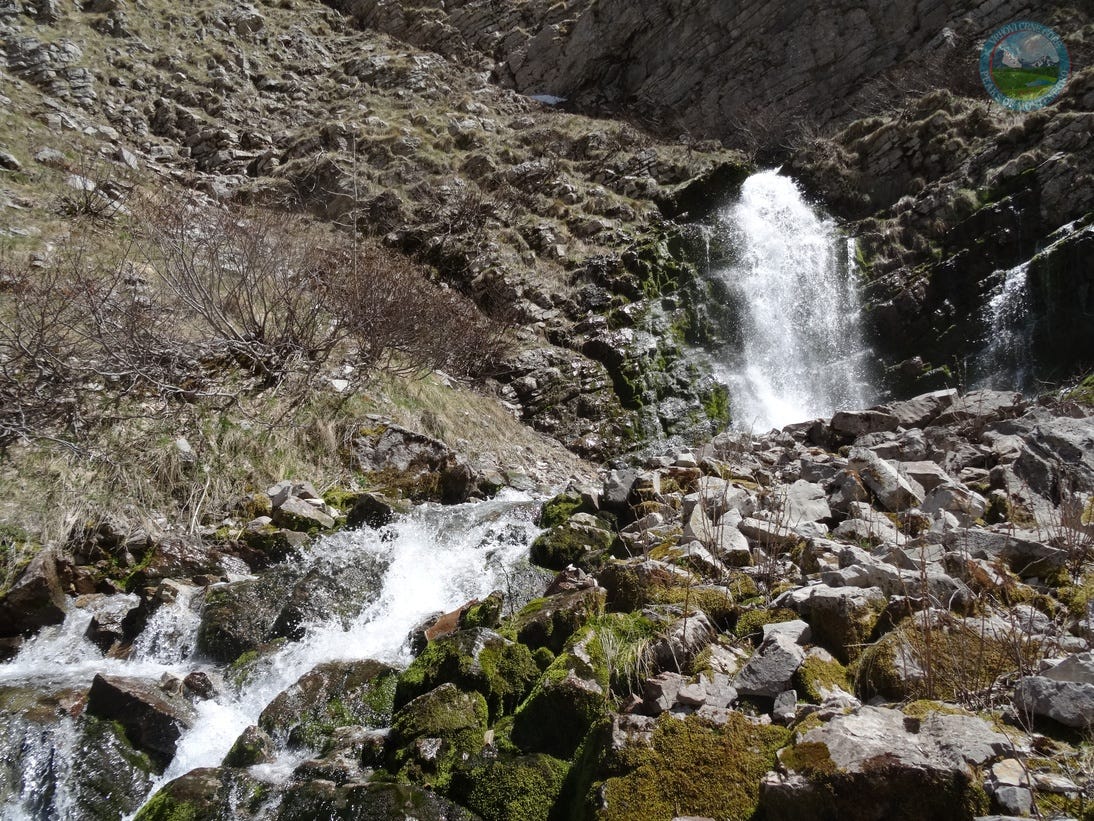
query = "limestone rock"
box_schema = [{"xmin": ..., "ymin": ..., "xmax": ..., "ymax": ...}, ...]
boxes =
[
  {"xmin": 847, "ymin": 448, "xmax": 925, "ymax": 511},
  {"xmin": 734, "ymin": 631, "xmax": 806, "ymax": 698}
]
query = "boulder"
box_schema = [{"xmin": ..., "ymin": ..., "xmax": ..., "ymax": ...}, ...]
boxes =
[
  {"xmin": 779, "ymin": 584, "xmax": 886, "ymax": 663},
  {"xmin": 195, "ymin": 568, "xmax": 296, "ymax": 663},
  {"xmin": 847, "ymin": 448, "xmax": 925, "ymax": 511},
  {"xmin": 395, "ymin": 628, "xmax": 540, "ymax": 720},
  {"xmin": 271, "ymin": 495, "xmax": 335, "ymax": 531},
  {"xmin": 86, "ymin": 674, "xmax": 196, "ymax": 769},
  {"xmin": 511, "ymin": 628, "xmax": 609, "ymax": 758},
  {"xmin": 1013, "ymin": 652, "xmax": 1094, "ymax": 729},
  {"xmin": 830, "ymin": 409, "xmax": 900, "ymax": 437},
  {"xmin": 0, "ymin": 548, "xmax": 67, "ymax": 637},
  {"xmin": 933, "ymin": 390, "xmax": 1026, "ymax": 426},
  {"xmin": 530, "ymin": 512, "xmax": 614, "ymax": 570},
  {"xmin": 258, "ymin": 659, "xmax": 397, "ymax": 750},
  {"xmin": 762, "ymin": 706, "xmax": 1009, "ymax": 821},
  {"xmin": 783, "ymin": 480, "xmax": 831, "ymax": 526},
  {"xmin": 386, "ymin": 682, "xmax": 488, "ymax": 789},
  {"xmin": 734, "ymin": 631, "xmax": 806, "ymax": 699},
  {"xmin": 920, "ymin": 483, "xmax": 987, "ymax": 525},
  {"xmin": 510, "ymin": 586, "xmax": 605, "ymax": 654},
  {"xmin": 881, "ymin": 389, "xmax": 957, "ymax": 428}
]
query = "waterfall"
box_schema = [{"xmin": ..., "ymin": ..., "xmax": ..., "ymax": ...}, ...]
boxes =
[
  {"xmin": 974, "ymin": 260, "xmax": 1034, "ymax": 390},
  {"xmin": 0, "ymin": 491, "xmax": 542, "ymax": 820},
  {"xmin": 711, "ymin": 171, "xmax": 872, "ymax": 430}
]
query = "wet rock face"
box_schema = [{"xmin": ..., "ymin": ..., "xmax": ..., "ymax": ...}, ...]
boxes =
[{"xmin": 85, "ymin": 674, "xmax": 196, "ymax": 769}]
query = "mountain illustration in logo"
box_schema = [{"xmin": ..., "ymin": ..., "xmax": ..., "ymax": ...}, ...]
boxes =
[{"xmin": 981, "ymin": 23, "xmax": 1069, "ymax": 109}]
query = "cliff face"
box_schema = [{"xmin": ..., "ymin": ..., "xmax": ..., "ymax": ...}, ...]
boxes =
[{"xmin": 330, "ymin": 0, "xmax": 1094, "ymax": 391}]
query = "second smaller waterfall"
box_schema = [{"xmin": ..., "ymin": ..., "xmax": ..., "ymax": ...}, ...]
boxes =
[{"xmin": 713, "ymin": 171, "xmax": 873, "ymax": 430}]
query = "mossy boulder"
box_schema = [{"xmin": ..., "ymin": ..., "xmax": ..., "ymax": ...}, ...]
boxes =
[
  {"xmin": 195, "ymin": 568, "xmax": 298, "ymax": 664},
  {"xmin": 257, "ymin": 659, "xmax": 397, "ymax": 751},
  {"xmin": 395, "ymin": 628, "xmax": 540, "ymax": 721},
  {"xmin": 386, "ymin": 683, "xmax": 489, "ymax": 789},
  {"xmin": 592, "ymin": 712, "xmax": 790, "ymax": 821},
  {"xmin": 530, "ymin": 513, "xmax": 614, "ymax": 571},
  {"xmin": 734, "ymin": 607, "xmax": 799, "ymax": 644},
  {"xmin": 792, "ymin": 651, "xmax": 853, "ymax": 704},
  {"xmin": 507, "ymin": 587, "xmax": 606, "ymax": 654},
  {"xmin": 222, "ymin": 724, "xmax": 275, "ymax": 768},
  {"xmin": 451, "ymin": 753, "xmax": 570, "ymax": 821},
  {"xmin": 134, "ymin": 767, "xmax": 265, "ymax": 821},
  {"xmin": 596, "ymin": 559, "xmax": 694, "ymax": 612},
  {"xmin": 277, "ymin": 780, "xmax": 478, "ymax": 821},
  {"xmin": 237, "ymin": 525, "xmax": 308, "ymax": 567},
  {"xmin": 788, "ymin": 585, "xmax": 887, "ymax": 663},
  {"xmin": 853, "ymin": 615, "xmax": 1033, "ymax": 702},
  {"xmin": 70, "ymin": 716, "xmax": 157, "ymax": 821},
  {"xmin": 537, "ymin": 491, "xmax": 590, "ymax": 529},
  {"xmin": 459, "ymin": 591, "xmax": 504, "ymax": 631},
  {"xmin": 763, "ymin": 705, "xmax": 1004, "ymax": 821},
  {"xmin": 511, "ymin": 627, "xmax": 611, "ymax": 758}
]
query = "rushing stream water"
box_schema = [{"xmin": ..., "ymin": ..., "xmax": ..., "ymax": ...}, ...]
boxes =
[
  {"xmin": 712, "ymin": 171, "xmax": 873, "ymax": 431},
  {"xmin": 0, "ymin": 492, "xmax": 542, "ymax": 820}
]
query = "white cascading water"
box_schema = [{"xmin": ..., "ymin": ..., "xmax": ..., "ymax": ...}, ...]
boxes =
[
  {"xmin": 712, "ymin": 171, "xmax": 872, "ymax": 430},
  {"xmin": 0, "ymin": 491, "xmax": 541, "ymax": 820},
  {"xmin": 975, "ymin": 260, "xmax": 1034, "ymax": 390}
]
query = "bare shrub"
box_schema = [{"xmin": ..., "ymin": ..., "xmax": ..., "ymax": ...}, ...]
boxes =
[{"xmin": 0, "ymin": 194, "xmax": 508, "ymax": 449}]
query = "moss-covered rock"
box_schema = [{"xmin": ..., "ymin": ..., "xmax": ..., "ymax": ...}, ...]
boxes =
[
  {"xmin": 529, "ymin": 514, "xmax": 615, "ymax": 571},
  {"xmin": 792, "ymin": 653, "xmax": 852, "ymax": 704},
  {"xmin": 195, "ymin": 568, "xmax": 298, "ymax": 664},
  {"xmin": 596, "ymin": 559, "xmax": 694, "ymax": 612},
  {"xmin": 734, "ymin": 607, "xmax": 799, "ymax": 644},
  {"xmin": 134, "ymin": 767, "xmax": 264, "ymax": 821},
  {"xmin": 592, "ymin": 712, "xmax": 790, "ymax": 821},
  {"xmin": 458, "ymin": 591, "xmax": 504, "ymax": 631},
  {"xmin": 257, "ymin": 659, "xmax": 397, "ymax": 751},
  {"xmin": 537, "ymin": 492, "xmax": 589, "ymax": 529},
  {"xmin": 511, "ymin": 626, "xmax": 612, "ymax": 758},
  {"xmin": 386, "ymin": 683, "xmax": 489, "ymax": 790},
  {"xmin": 395, "ymin": 629, "xmax": 540, "ymax": 721},
  {"xmin": 506, "ymin": 587, "xmax": 606, "ymax": 654},
  {"xmin": 853, "ymin": 615, "xmax": 1034, "ymax": 702},
  {"xmin": 70, "ymin": 716, "xmax": 157, "ymax": 821},
  {"xmin": 222, "ymin": 725, "xmax": 275, "ymax": 768},
  {"xmin": 277, "ymin": 780, "xmax": 478, "ymax": 821},
  {"xmin": 451, "ymin": 753, "xmax": 570, "ymax": 821}
]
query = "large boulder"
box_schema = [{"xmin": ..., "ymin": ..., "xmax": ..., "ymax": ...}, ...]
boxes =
[
  {"xmin": 386, "ymin": 682, "xmax": 488, "ymax": 790},
  {"xmin": 779, "ymin": 584, "xmax": 886, "ymax": 663},
  {"xmin": 762, "ymin": 705, "xmax": 1010, "ymax": 820},
  {"xmin": 257, "ymin": 659, "xmax": 397, "ymax": 750},
  {"xmin": 395, "ymin": 628, "xmax": 540, "ymax": 720},
  {"xmin": 847, "ymin": 448, "xmax": 925, "ymax": 511},
  {"xmin": 734, "ymin": 629, "xmax": 807, "ymax": 699},
  {"xmin": 1013, "ymin": 651, "xmax": 1094, "ymax": 729},
  {"xmin": 0, "ymin": 548, "xmax": 67, "ymax": 637},
  {"xmin": 85, "ymin": 674, "xmax": 196, "ymax": 769}
]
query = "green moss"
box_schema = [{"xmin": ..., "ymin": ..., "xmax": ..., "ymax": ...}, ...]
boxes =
[
  {"xmin": 779, "ymin": 740, "xmax": 838, "ymax": 776},
  {"xmin": 530, "ymin": 517, "xmax": 614, "ymax": 571},
  {"xmin": 454, "ymin": 754, "xmax": 570, "ymax": 821},
  {"xmin": 595, "ymin": 712, "xmax": 790, "ymax": 821},
  {"xmin": 511, "ymin": 625, "xmax": 614, "ymax": 758},
  {"xmin": 1058, "ymin": 572, "xmax": 1094, "ymax": 617},
  {"xmin": 853, "ymin": 618, "xmax": 1037, "ymax": 703},
  {"xmin": 734, "ymin": 607, "xmax": 798, "ymax": 644},
  {"xmin": 792, "ymin": 656, "xmax": 852, "ymax": 703},
  {"xmin": 387, "ymin": 683, "xmax": 489, "ymax": 790},
  {"xmin": 460, "ymin": 591, "xmax": 504, "ymax": 631},
  {"xmin": 899, "ymin": 700, "xmax": 970, "ymax": 719},
  {"xmin": 654, "ymin": 585, "xmax": 736, "ymax": 629},
  {"xmin": 132, "ymin": 791, "xmax": 198, "ymax": 821},
  {"xmin": 537, "ymin": 492, "xmax": 586, "ymax": 529},
  {"xmin": 1064, "ymin": 373, "xmax": 1094, "ymax": 406},
  {"xmin": 701, "ymin": 384, "xmax": 731, "ymax": 427},
  {"xmin": 395, "ymin": 629, "xmax": 539, "ymax": 721}
]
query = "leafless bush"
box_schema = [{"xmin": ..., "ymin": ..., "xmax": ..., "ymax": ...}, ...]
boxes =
[{"xmin": 0, "ymin": 196, "xmax": 508, "ymax": 449}]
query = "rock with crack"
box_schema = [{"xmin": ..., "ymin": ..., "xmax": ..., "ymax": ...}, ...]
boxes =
[
  {"xmin": 734, "ymin": 630, "xmax": 807, "ymax": 699},
  {"xmin": 1013, "ymin": 651, "xmax": 1094, "ymax": 729}
]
